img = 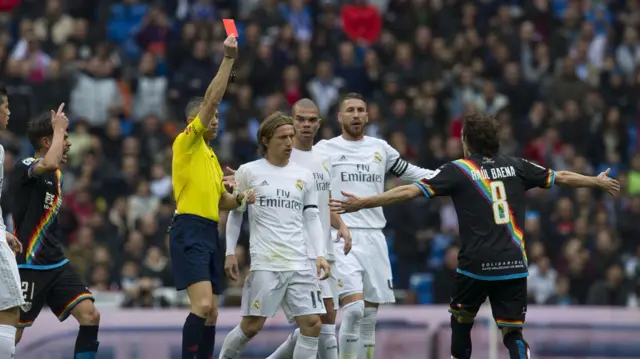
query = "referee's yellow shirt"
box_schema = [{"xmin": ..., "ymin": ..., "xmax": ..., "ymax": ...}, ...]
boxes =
[{"xmin": 172, "ymin": 115, "xmax": 225, "ymax": 222}]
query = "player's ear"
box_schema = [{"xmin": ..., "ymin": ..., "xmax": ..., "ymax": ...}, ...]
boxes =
[{"xmin": 337, "ymin": 113, "xmax": 343, "ymax": 124}]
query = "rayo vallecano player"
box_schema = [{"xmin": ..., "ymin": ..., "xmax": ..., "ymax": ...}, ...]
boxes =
[
  {"xmin": 221, "ymin": 112, "xmax": 331, "ymax": 359},
  {"xmin": 0, "ymin": 86, "xmax": 25, "ymax": 358},
  {"xmin": 313, "ymin": 93, "xmax": 435, "ymax": 359},
  {"xmin": 266, "ymin": 99, "xmax": 351, "ymax": 359}
]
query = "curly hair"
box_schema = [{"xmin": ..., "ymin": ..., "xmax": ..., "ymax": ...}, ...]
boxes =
[
  {"xmin": 257, "ymin": 112, "xmax": 294, "ymax": 156},
  {"xmin": 27, "ymin": 112, "xmax": 54, "ymax": 150},
  {"xmin": 462, "ymin": 113, "xmax": 500, "ymax": 157}
]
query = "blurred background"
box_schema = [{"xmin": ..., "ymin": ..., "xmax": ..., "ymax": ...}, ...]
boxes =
[{"xmin": 2, "ymin": 0, "xmax": 640, "ymax": 358}]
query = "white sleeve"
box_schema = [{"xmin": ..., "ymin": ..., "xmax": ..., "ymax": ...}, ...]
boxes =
[
  {"xmin": 226, "ymin": 166, "xmax": 249, "ymax": 255},
  {"xmin": 383, "ymin": 141, "xmax": 436, "ymax": 182},
  {"xmin": 233, "ymin": 165, "xmax": 250, "ymax": 212},
  {"xmin": 302, "ymin": 172, "xmax": 325, "ymax": 257}
]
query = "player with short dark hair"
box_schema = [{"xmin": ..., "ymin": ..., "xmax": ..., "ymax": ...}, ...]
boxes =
[
  {"xmin": 170, "ymin": 36, "xmax": 255, "ymax": 359},
  {"xmin": 330, "ymin": 113, "xmax": 620, "ymax": 359},
  {"xmin": 11, "ymin": 104, "xmax": 101, "ymax": 359},
  {"xmin": 0, "ymin": 86, "xmax": 26, "ymax": 358}
]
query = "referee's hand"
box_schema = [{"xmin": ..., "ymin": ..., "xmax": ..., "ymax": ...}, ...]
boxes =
[
  {"xmin": 223, "ymin": 166, "xmax": 237, "ymax": 191},
  {"xmin": 316, "ymin": 257, "xmax": 331, "ymax": 280},
  {"xmin": 6, "ymin": 232, "xmax": 22, "ymax": 254},
  {"xmin": 224, "ymin": 255, "xmax": 240, "ymax": 281}
]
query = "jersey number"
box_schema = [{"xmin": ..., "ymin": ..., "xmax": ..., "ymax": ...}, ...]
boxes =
[
  {"xmin": 490, "ymin": 181, "xmax": 510, "ymax": 225},
  {"xmin": 21, "ymin": 281, "xmax": 34, "ymax": 302}
]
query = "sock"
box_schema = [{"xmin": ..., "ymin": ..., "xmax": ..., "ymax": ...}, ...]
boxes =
[
  {"xmin": 359, "ymin": 307, "xmax": 377, "ymax": 359},
  {"xmin": 503, "ymin": 331, "xmax": 530, "ymax": 359},
  {"xmin": 319, "ymin": 324, "xmax": 338, "ymax": 359},
  {"xmin": 74, "ymin": 325, "xmax": 99, "ymax": 359},
  {"xmin": 0, "ymin": 325, "xmax": 16, "ymax": 359},
  {"xmin": 338, "ymin": 301, "xmax": 364, "ymax": 359},
  {"xmin": 266, "ymin": 328, "xmax": 299, "ymax": 359},
  {"xmin": 293, "ymin": 334, "xmax": 319, "ymax": 359},
  {"xmin": 450, "ymin": 316, "xmax": 474, "ymax": 359},
  {"xmin": 218, "ymin": 325, "xmax": 250, "ymax": 359},
  {"xmin": 182, "ymin": 313, "xmax": 206, "ymax": 359},
  {"xmin": 196, "ymin": 325, "xmax": 216, "ymax": 359}
]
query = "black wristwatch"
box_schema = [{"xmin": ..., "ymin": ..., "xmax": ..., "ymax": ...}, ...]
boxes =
[{"xmin": 236, "ymin": 194, "xmax": 243, "ymax": 205}]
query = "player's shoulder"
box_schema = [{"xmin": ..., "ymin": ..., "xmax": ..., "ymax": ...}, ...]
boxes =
[
  {"xmin": 238, "ymin": 159, "xmax": 264, "ymax": 173},
  {"xmin": 17, "ymin": 157, "xmax": 37, "ymax": 168}
]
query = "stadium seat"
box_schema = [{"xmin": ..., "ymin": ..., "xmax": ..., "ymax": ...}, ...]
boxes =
[{"xmin": 409, "ymin": 273, "xmax": 434, "ymax": 304}]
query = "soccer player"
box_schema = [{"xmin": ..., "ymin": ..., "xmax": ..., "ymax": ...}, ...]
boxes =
[
  {"xmin": 265, "ymin": 98, "xmax": 351, "ymax": 359},
  {"xmin": 12, "ymin": 104, "xmax": 101, "ymax": 359},
  {"xmin": 313, "ymin": 93, "xmax": 435, "ymax": 359},
  {"xmin": 221, "ymin": 112, "xmax": 331, "ymax": 359},
  {"xmin": 329, "ymin": 114, "xmax": 620, "ymax": 359},
  {"xmin": 0, "ymin": 86, "xmax": 26, "ymax": 358},
  {"xmin": 170, "ymin": 36, "xmax": 255, "ymax": 359}
]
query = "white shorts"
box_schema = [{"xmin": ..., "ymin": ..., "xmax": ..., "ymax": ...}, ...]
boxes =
[
  {"xmin": 241, "ymin": 268, "xmax": 326, "ymax": 322},
  {"xmin": 332, "ymin": 229, "xmax": 395, "ymax": 304},
  {"xmin": 316, "ymin": 260, "xmax": 339, "ymax": 311},
  {"xmin": 0, "ymin": 241, "xmax": 24, "ymax": 311}
]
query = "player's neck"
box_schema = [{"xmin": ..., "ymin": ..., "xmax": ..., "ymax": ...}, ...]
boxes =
[
  {"xmin": 265, "ymin": 155, "xmax": 289, "ymax": 167},
  {"xmin": 341, "ymin": 133, "xmax": 364, "ymax": 142},
  {"xmin": 293, "ymin": 138, "xmax": 313, "ymax": 151}
]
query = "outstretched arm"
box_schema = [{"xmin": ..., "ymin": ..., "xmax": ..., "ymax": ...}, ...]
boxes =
[
  {"xmin": 555, "ymin": 169, "xmax": 620, "ymax": 195},
  {"xmin": 330, "ymin": 185, "xmax": 423, "ymax": 214}
]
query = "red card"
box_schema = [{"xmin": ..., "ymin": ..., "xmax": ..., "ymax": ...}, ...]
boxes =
[{"xmin": 223, "ymin": 19, "xmax": 238, "ymax": 37}]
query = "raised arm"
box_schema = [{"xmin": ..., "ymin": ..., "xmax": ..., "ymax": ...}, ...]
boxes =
[
  {"xmin": 197, "ymin": 36, "xmax": 237, "ymax": 128},
  {"xmin": 31, "ymin": 104, "xmax": 68, "ymax": 177}
]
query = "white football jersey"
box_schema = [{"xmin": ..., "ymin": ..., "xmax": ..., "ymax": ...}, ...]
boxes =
[
  {"xmin": 291, "ymin": 148, "xmax": 334, "ymax": 261},
  {"xmin": 314, "ymin": 136, "xmax": 434, "ymax": 229},
  {"xmin": 0, "ymin": 145, "xmax": 6, "ymax": 240},
  {"xmin": 235, "ymin": 159, "xmax": 318, "ymax": 271}
]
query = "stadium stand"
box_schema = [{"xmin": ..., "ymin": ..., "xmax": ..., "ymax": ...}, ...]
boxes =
[{"xmin": 0, "ymin": 0, "xmax": 639, "ymax": 313}]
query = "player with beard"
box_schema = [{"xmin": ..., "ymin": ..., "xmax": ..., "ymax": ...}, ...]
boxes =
[
  {"xmin": 0, "ymin": 86, "xmax": 26, "ymax": 358},
  {"xmin": 313, "ymin": 93, "xmax": 435, "ymax": 359},
  {"xmin": 11, "ymin": 104, "xmax": 101, "ymax": 359},
  {"xmin": 330, "ymin": 114, "xmax": 620, "ymax": 359}
]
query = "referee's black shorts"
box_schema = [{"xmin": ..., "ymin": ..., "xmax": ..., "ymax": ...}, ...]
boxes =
[
  {"xmin": 169, "ymin": 214, "xmax": 223, "ymax": 294},
  {"xmin": 448, "ymin": 272, "xmax": 527, "ymax": 329}
]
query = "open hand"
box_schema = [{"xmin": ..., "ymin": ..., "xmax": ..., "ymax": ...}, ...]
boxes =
[
  {"xmin": 223, "ymin": 166, "xmax": 237, "ymax": 191},
  {"xmin": 335, "ymin": 225, "xmax": 352, "ymax": 255},
  {"xmin": 597, "ymin": 168, "xmax": 621, "ymax": 196},
  {"xmin": 6, "ymin": 232, "xmax": 22, "ymax": 253},
  {"xmin": 316, "ymin": 257, "xmax": 331, "ymax": 280},
  {"xmin": 224, "ymin": 255, "xmax": 240, "ymax": 281},
  {"xmin": 329, "ymin": 191, "xmax": 363, "ymax": 214},
  {"xmin": 242, "ymin": 189, "xmax": 256, "ymax": 204}
]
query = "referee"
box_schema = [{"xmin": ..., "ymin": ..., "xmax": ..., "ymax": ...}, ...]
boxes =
[{"xmin": 170, "ymin": 36, "xmax": 255, "ymax": 359}]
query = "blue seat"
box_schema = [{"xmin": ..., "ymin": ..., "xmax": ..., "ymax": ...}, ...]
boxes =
[{"xmin": 409, "ymin": 273, "xmax": 434, "ymax": 304}]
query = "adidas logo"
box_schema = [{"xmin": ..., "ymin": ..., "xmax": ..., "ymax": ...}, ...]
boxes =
[
  {"xmin": 259, "ymin": 180, "xmax": 269, "ymax": 186},
  {"xmin": 338, "ymin": 155, "xmax": 347, "ymax": 161}
]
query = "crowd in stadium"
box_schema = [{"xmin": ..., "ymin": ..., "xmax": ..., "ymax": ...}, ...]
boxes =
[{"xmin": 0, "ymin": 0, "xmax": 639, "ymax": 308}]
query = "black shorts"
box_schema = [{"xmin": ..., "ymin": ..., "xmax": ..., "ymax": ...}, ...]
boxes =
[
  {"xmin": 169, "ymin": 214, "xmax": 223, "ymax": 293},
  {"xmin": 18, "ymin": 262, "xmax": 94, "ymax": 328},
  {"xmin": 449, "ymin": 272, "xmax": 527, "ymax": 328}
]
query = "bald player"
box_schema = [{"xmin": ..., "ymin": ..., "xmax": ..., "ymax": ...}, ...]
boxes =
[
  {"xmin": 170, "ymin": 36, "xmax": 255, "ymax": 359},
  {"xmin": 265, "ymin": 99, "xmax": 351, "ymax": 359}
]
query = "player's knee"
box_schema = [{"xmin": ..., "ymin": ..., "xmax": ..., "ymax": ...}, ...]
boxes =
[
  {"xmin": 77, "ymin": 304, "xmax": 100, "ymax": 326},
  {"xmin": 0, "ymin": 306, "xmax": 20, "ymax": 326},
  {"xmin": 501, "ymin": 326, "xmax": 522, "ymax": 339},
  {"xmin": 240, "ymin": 317, "xmax": 265, "ymax": 338},
  {"xmin": 191, "ymin": 298, "xmax": 213, "ymax": 318},
  {"xmin": 452, "ymin": 312, "xmax": 475, "ymax": 324},
  {"xmin": 299, "ymin": 315, "xmax": 322, "ymax": 337},
  {"xmin": 341, "ymin": 300, "xmax": 364, "ymax": 328},
  {"xmin": 15, "ymin": 328, "xmax": 23, "ymax": 344},
  {"xmin": 321, "ymin": 305, "xmax": 337, "ymax": 324}
]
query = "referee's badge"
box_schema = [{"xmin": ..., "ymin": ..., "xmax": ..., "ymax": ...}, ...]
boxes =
[
  {"xmin": 373, "ymin": 152, "xmax": 382, "ymax": 163},
  {"xmin": 296, "ymin": 179, "xmax": 303, "ymax": 191}
]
